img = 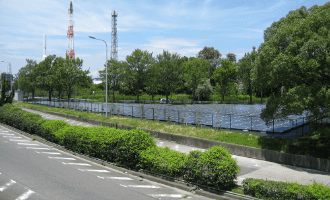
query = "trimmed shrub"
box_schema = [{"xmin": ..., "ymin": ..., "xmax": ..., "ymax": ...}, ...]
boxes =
[
  {"xmin": 138, "ymin": 146, "xmax": 187, "ymax": 177},
  {"xmin": 0, "ymin": 104, "xmax": 45, "ymax": 135},
  {"xmin": 40, "ymin": 120, "xmax": 70, "ymax": 142},
  {"xmin": 184, "ymin": 146, "xmax": 241, "ymax": 190},
  {"xmin": 54, "ymin": 126, "xmax": 156, "ymax": 169},
  {"xmin": 243, "ymin": 178, "xmax": 330, "ymax": 199}
]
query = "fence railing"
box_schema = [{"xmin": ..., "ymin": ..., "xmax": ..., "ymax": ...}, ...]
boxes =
[{"xmin": 22, "ymin": 97, "xmax": 329, "ymax": 139}]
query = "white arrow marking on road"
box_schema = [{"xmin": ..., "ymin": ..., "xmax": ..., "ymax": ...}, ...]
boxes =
[
  {"xmin": 78, "ymin": 169, "xmax": 110, "ymax": 173},
  {"xmin": 17, "ymin": 143, "xmax": 39, "ymax": 146},
  {"xmin": 48, "ymin": 157, "xmax": 75, "ymax": 160},
  {"xmin": 15, "ymin": 189, "xmax": 35, "ymax": 200},
  {"xmin": 62, "ymin": 162, "xmax": 91, "ymax": 166},
  {"xmin": 0, "ymin": 179, "xmax": 16, "ymax": 192}
]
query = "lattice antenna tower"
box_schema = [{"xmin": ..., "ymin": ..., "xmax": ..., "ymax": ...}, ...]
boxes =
[
  {"xmin": 111, "ymin": 10, "xmax": 118, "ymax": 60},
  {"xmin": 66, "ymin": 1, "xmax": 75, "ymax": 59}
]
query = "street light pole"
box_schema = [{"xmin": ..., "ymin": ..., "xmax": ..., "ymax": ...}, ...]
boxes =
[{"xmin": 89, "ymin": 36, "xmax": 108, "ymax": 118}]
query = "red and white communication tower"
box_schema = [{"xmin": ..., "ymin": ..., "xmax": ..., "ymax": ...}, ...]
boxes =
[{"xmin": 66, "ymin": 0, "xmax": 75, "ymax": 59}]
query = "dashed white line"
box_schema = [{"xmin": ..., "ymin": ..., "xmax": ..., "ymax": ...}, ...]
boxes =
[
  {"xmin": 15, "ymin": 189, "xmax": 35, "ymax": 200},
  {"xmin": 27, "ymin": 147, "xmax": 50, "ymax": 150},
  {"xmin": 0, "ymin": 131, "xmax": 9, "ymax": 133},
  {"xmin": 62, "ymin": 162, "xmax": 91, "ymax": 166},
  {"xmin": 17, "ymin": 143, "xmax": 39, "ymax": 146},
  {"xmin": 120, "ymin": 184, "xmax": 161, "ymax": 188},
  {"xmin": 48, "ymin": 157, "xmax": 76, "ymax": 160},
  {"xmin": 0, "ymin": 133, "xmax": 14, "ymax": 135},
  {"xmin": 149, "ymin": 194, "xmax": 190, "ymax": 198},
  {"xmin": 0, "ymin": 179, "xmax": 16, "ymax": 192},
  {"xmin": 98, "ymin": 176, "xmax": 133, "ymax": 180},
  {"xmin": 78, "ymin": 169, "xmax": 110, "ymax": 173},
  {"xmin": 37, "ymin": 152, "xmax": 61, "ymax": 155},
  {"xmin": 3, "ymin": 136, "xmax": 21, "ymax": 138},
  {"xmin": 10, "ymin": 139, "xmax": 30, "ymax": 142}
]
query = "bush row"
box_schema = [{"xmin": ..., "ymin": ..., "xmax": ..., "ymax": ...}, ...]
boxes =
[
  {"xmin": 242, "ymin": 178, "xmax": 330, "ymax": 200},
  {"xmin": 0, "ymin": 104, "xmax": 241, "ymax": 190}
]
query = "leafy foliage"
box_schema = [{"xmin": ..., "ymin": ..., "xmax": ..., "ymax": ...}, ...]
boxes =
[{"xmin": 243, "ymin": 178, "xmax": 330, "ymax": 199}]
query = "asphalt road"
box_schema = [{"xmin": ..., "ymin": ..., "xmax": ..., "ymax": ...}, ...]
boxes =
[
  {"xmin": 21, "ymin": 108, "xmax": 330, "ymax": 188},
  {"xmin": 0, "ymin": 126, "xmax": 213, "ymax": 200}
]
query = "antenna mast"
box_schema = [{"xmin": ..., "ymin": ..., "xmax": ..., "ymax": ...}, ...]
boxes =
[
  {"xmin": 111, "ymin": 10, "xmax": 118, "ymax": 60},
  {"xmin": 66, "ymin": 1, "xmax": 75, "ymax": 59}
]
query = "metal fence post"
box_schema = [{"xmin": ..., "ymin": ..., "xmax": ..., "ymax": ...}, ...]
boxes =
[
  {"xmin": 251, "ymin": 116, "xmax": 252, "ymax": 131},
  {"xmin": 273, "ymin": 118, "xmax": 274, "ymax": 135},
  {"xmin": 212, "ymin": 113, "xmax": 213, "ymax": 129},
  {"xmin": 230, "ymin": 114, "xmax": 231, "ymax": 131},
  {"xmin": 178, "ymin": 110, "xmax": 179, "ymax": 124},
  {"xmin": 153, "ymin": 108, "xmax": 155, "ymax": 121},
  {"xmin": 132, "ymin": 106, "xmax": 133, "ymax": 118},
  {"xmin": 164, "ymin": 109, "xmax": 166, "ymax": 121}
]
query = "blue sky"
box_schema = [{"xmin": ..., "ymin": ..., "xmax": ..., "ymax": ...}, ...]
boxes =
[{"xmin": 0, "ymin": 0, "xmax": 329, "ymax": 78}]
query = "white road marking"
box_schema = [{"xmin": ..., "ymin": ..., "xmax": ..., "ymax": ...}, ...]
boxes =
[
  {"xmin": 48, "ymin": 157, "xmax": 76, "ymax": 160},
  {"xmin": 98, "ymin": 176, "xmax": 133, "ymax": 180},
  {"xmin": 0, "ymin": 131, "xmax": 9, "ymax": 132},
  {"xmin": 37, "ymin": 152, "xmax": 61, "ymax": 155},
  {"xmin": 78, "ymin": 169, "xmax": 110, "ymax": 173},
  {"xmin": 77, "ymin": 123, "xmax": 82, "ymax": 125},
  {"xmin": 3, "ymin": 136, "xmax": 21, "ymax": 138},
  {"xmin": 120, "ymin": 184, "xmax": 161, "ymax": 188},
  {"xmin": 0, "ymin": 133, "xmax": 14, "ymax": 135},
  {"xmin": 149, "ymin": 194, "xmax": 190, "ymax": 198},
  {"xmin": 0, "ymin": 179, "xmax": 16, "ymax": 192},
  {"xmin": 62, "ymin": 162, "xmax": 91, "ymax": 166},
  {"xmin": 17, "ymin": 143, "xmax": 39, "ymax": 146},
  {"xmin": 10, "ymin": 139, "xmax": 30, "ymax": 142},
  {"xmin": 15, "ymin": 189, "xmax": 35, "ymax": 200},
  {"xmin": 27, "ymin": 147, "xmax": 50, "ymax": 150}
]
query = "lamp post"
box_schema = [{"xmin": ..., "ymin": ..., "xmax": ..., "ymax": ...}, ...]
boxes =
[
  {"xmin": 1, "ymin": 61, "xmax": 12, "ymax": 92},
  {"xmin": 89, "ymin": 36, "xmax": 108, "ymax": 117}
]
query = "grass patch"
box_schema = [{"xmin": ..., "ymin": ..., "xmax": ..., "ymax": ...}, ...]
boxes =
[{"xmin": 15, "ymin": 102, "xmax": 330, "ymax": 160}]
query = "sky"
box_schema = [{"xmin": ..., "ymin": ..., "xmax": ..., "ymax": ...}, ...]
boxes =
[{"xmin": 0, "ymin": 0, "xmax": 329, "ymax": 78}]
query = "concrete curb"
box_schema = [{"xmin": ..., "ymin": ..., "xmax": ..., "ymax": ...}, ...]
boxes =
[
  {"xmin": 23, "ymin": 107, "xmax": 330, "ymax": 173},
  {"xmin": 0, "ymin": 122, "xmax": 260, "ymax": 200}
]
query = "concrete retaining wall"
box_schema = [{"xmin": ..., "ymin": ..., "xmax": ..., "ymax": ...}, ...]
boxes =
[{"xmin": 31, "ymin": 108, "xmax": 330, "ymax": 172}]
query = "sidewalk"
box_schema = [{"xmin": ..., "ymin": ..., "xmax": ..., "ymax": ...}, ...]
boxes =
[{"xmin": 21, "ymin": 107, "xmax": 330, "ymax": 187}]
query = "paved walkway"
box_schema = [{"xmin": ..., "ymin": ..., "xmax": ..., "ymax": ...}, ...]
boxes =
[{"xmin": 21, "ymin": 107, "xmax": 330, "ymax": 187}]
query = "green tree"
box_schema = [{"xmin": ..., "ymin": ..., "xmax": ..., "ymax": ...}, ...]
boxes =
[
  {"xmin": 196, "ymin": 78, "xmax": 213, "ymax": 101},
  {"xmin": 197, "ymin": 46, "xmax": 222, "ymax": 86},
  {"xmin": 125, "ymin": 49, "xmax": 154, "ymax": 103},
  {"xmin": 55, "ymin": 56, "xmax": 90, "ymax": 102},
  {"xmin": 183, "ymin": 57, "xmax": 209, "ymax": 101},
  {"xmin": 155, "ymin": 50, "xmax": 182, "ymax": 103},
  {"xmin": 258, "ymin": 3, "xmax": 330, "ymax": 125},
  {"xmin": 145, "ymin": 62, "xmax": 161, "ymax": 102},
  {"xmin": 19, "ymin": 59, "xmax": 38, "ymax": 100},
  {"xmin": 0, "ymin": 73, "xmax": 14, "ymax": 106},
  {"xmin": 212, "ymin": 59, "xmax": 238, "ymax": 102},
  {"xmin": 99, "ymin": 59, "xmax": 124, "ymax": 102},
  {"xmin": 226, "ymin": 53, "xmax": 237, "ymax": 63},
  {"xmin": 35, "ymin": 55, "xmax": 56, "ymax": 101},
  {"xmin": 237, "ymin": 47, "xmax": 258, "ymax": 103}
]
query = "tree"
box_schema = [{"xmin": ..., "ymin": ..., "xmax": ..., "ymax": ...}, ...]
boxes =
[
  {"xmin": 212, "ymin": 59, "xmax": 238, "ymax": 102},
  {"xmin": 19, "ymin": 59, "xmax": 38, "ymax": 100},
  {"xmin": 0, "ymin": 73, "xmax": 14, "ymax": 106},
  {"xmin": 145, "ymin": 61, "xmax": 161, "ymax": 102},
  {"xmin": 197, "ymin": 46, "xmax": 222, "ymax": 86},
  {"xmin": 258, "ymin": 3, "xmax": 330, "ymax": 125},
  {"xmin": 226, "ymin": 53, "xmax": 237, "ymax": 63},
  {"xmin": 155, "ymin": 50, "xmax": 182, "ymax": 103},
  {"xmin": 99, "ymin": 59, "xmax": 124, "ymax": 102},
  {"xmin": 125, "ymin": 49, "xmax": 154, "ymax": 103},
  {"xmin": 237, "ymin": 47, "xmax": 257, "ymax": 103},
  {"xmin": 183, "ymin": 57, "xmax": 209, "ymax": 101},
  {"xmin": 35, "ymin": 55, "xmax": 56, "ymax": 101},
  {"xmin": 196, "ymin": 78, "xmax": 213, "ymax": 101},
  {"xmin": 56, "ymin": 56, "xmax": 90, "ymax": 102}
]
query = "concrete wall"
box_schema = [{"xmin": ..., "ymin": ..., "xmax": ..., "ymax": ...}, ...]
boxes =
[{"xmin": 33, "ymin": 108, "xmax": 330, "ymax": 173}]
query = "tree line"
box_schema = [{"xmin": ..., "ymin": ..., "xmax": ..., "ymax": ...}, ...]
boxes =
[{"xmin": 16, "ymin": 2, "xmax": 330, "ymax": 125}]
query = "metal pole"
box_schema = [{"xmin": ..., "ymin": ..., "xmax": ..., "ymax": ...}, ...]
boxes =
[
  {"xmin": 230, "ymin": 115, "xmax": 231, "ymax": 131},
  {"xmin": 132, "ymin": 106, "xmax": 133, "ymax": 118},
  {"xmin": 178, "ymin": 110, "xmax": 179, "ymax": 124},
  {"xmin": 153, "ymin": 108, "xmax": 155, "ymax": 121},
  {"xmin": 251, "ymin": 116, "xmax": 252, "ymax": 131},
  {"xmin": 212, "ymin": 113, "xmax": 213, "ymax": 129},
  {"xmin": 105, "ymin": 42, "xmax": 108, "ymax": 118},
  {"xmin": 273, "ymin": 118, "xmax": 274, "ymax": 135}
]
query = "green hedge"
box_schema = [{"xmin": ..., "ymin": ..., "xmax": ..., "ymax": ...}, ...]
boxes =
[
  {"xmin": 242, "ymin": 178, "xmax": 330, "ymax": 199},
  {"xmin": 0, "ymin": 104, "xmax": 241, "ymax": 190}
]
